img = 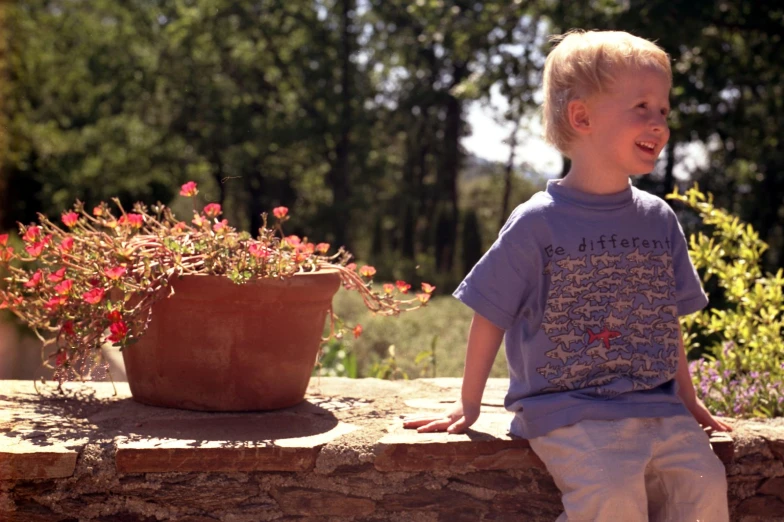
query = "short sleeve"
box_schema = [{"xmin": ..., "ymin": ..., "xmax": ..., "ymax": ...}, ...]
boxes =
[
  {"xmin": 669, "ymin": 211, "xmax": 709, "ymax": 316},
  {"xmin": 452, "ymin": 206, "xmax": 541, "ymax": 330}
]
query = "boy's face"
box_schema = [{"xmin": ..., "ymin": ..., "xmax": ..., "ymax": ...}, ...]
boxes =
[{"xmin": 583, "ymin": 67, "xmax": 671, "ymax": 177}]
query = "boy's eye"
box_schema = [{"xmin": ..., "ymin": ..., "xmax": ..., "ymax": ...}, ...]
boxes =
[{"xmin": 637, "ymin": 102, "xmax": 648, "ymax": 109}]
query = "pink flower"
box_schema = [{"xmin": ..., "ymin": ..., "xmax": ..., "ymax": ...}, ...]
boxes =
[
  {"xmin": 212, "ymin": 219, "xmax": 228, "ymax": 233},
  {"xmin": 54, "ymin": 279, "xmax": 73, "ymax": 295},
  {"xmin": 61, "ymin": 212, "xmax": 79, "ymax": 227},
  {"xmin": 45, "ymin": 295, "xmax": 67, "ymax": 310},
  {"xmin": 104, "ymin": 266, "xmax": 126, "ymax": 280},
  {"xmin": 24, "ymin": 270, "xmax": 43, "ymax": 288},
  {"xmin": 315, "ymin": 243, "xmax": 330, "ymax": 254},
  {"xmin": 395, "ymin": 281, "xmax": 411, "ymax": 293},
  {"xmin": 421, "ymin": 282, "xmax": 436, "ymax": 294},
  {"xmin": 82, "ymin": 288, "xmax": 105, "ymax": 305},
  {"xmin": 284, "ymin": 235, "xmax": 301, "ymax": 248},
  {"xmin": 203, "ymin": 203, "xmax": 222, "ymax": 218},
  {"xmin": 180, "ymin": 181, "xmax": 198, "ymax": 197},
  {"xmin": 383, "ymin": 283, "xmax": 394, "ymax": 295},
  {"xmin": 0, "ymin": 234, "xmax": 7, "ymax": 245},
  {"xmin": 249, "ymin": 244, "xmax": 270, "ymax": 259},
  {"xmin": 25, "ymin": 241, "xmax": 45, "ymax": 257},
  {"xmin": 22, "ymin": 225, "xmax": 40, "ymax": 242},
  {"xmin": 273, "ymin": 206, "xmax": 288, "ymax": 219},
  {"xmin": 59, "ymin": 237, "xmax": 75, "ymax": 253},
  {"xmin": 192, "ymin": 213, "xmax": 208, "ymax": 228},
  {"xmin": 353, "ymin": 324, "xmax": 363, "ymax": 339},
  {"xmin": 359, "ymin": 266, "xmax": 376, "ymax": 278},
  {"xmin": 118, "ymin": 214, "xmax": 143, "ymax": 228},
  {"xmin": 417, "ymin": 293, "xmax": 431, "ymax": 304},
  {"xmin": 48, "ymin": 267, "xmax": 67, "ymax": 282}
]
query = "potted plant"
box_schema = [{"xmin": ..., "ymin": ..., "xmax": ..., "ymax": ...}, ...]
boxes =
[{"xmin": 0, "ymin": 181, "xmax": 434, "ymax": 411}]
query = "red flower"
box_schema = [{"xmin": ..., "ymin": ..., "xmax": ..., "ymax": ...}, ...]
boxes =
[
  {"xmin": 273, "ymin": 206, "xmax": 288, "ymax": 219},
  {"xmin": 54, "ymin": 279, "xmax": 74, "ymax": 295},
  {"xmin": 48, "ymin": 267, "xmax": 67, "ymax": 282},
  {"xmin": 55, "ymin": 351, "xmax": 67, "ymax": 367},
  {"xmin": 172, "ymin": 221, "xmax": 188, "ymax": 232},
  {"xmin": 106, "ymin": 310, "xmax": 122, "ymax": 322},
  {"xmin": 24, "ymin": 270, "xmax": 43, "ymax": 288},
  {"xmin": 249, "ymin": 244, "xmax": 270, "ymax": 259},
  {"xmin": 82, "ymin": 288, "xmax": 105, "ymax": 304},
  {"xmin": 59, "ymin": 237, "xmax": 75, "ymax": 253},
  {"xmin": 359, "ymin": 265, "xmax": 376, "ymax": 278},
  {"xmin": 284, "ymin": 235, "xmax": 301, "ymax": 248},
  {"xmin": 180, "ymin": 181, "xmax": 198, "ymax": 197},
  {"xmin": 61, "ymin": 212, "xmax": 79, "ymax": 227},
  {"xmin": 0, "ymin": 233, "xmax": 7, "ymax": 245},
  {"xmin": 118, "ymin": 214, "xmax": 143, "ymax": 228},
  {"xmin": 417, "ymin": 293, "xmax": 431, "ymax": 304},
  {"xmin": 353, "ymin": 324, "xmax": 363, "ymax": 339},
  {"xmin": 108, "ymin": 321, "xmax": 128, "ymax": 343},
  {"xmin": 0, "ymin": 248, "xmax": 12, "ymax": 262},
  {"xmin": 383, "ymin": 283, "xmax": 394, "ymax": 295},
  {"xmin": 62, "ymin": 321, "xmax": 76, "ymax": 337},
  {"xmin": 421, "ymin": 282, "xmax": 436, "ymax": 294},
  {"xmin": 315, "ymin": 243, "xmax": 330, "ymax": 254},
  {"xmin": 395, "ymin": 280, "xmax": 411, "ymax": 294},
  {"xmin": 22, "ymin": 225, "xmax": 40, "ymax": 242},
  {"xmin": 203, "ymin": 203, "xmax": 222, "ymax": 218},
  {"xmin": 93, "ymin": 205, "xmax": 104, "ymax": 216},
  {"xmin": 104, "ymin": 266, "xmax": 126, "ymax": 280}
]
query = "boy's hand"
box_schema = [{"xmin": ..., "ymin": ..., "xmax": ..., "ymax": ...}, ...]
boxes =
[
  {"xmin": 685, "ymin": 397, "xmax": 733, "ymax": 433},
  {"xmin": 403, "ymin": 401, "xmax": 480, "ymax": 434}
]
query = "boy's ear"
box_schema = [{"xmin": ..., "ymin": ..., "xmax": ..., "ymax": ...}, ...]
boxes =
[{"xmin": 567, "ymin": 99, "xmax": 592, "ymax": 135}]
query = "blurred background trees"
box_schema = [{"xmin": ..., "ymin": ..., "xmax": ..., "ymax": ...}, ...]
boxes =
[{"xmin": 2, "ymin": 0, "xmax": 783, "ymax": 288}]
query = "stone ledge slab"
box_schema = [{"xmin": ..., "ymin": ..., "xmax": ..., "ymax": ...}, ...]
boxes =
[{"xmin": 2, "ymin": 378, "xmax": 783, "ymax": 522}]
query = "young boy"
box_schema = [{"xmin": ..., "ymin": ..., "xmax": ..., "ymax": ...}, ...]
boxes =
[{"xmin": 404, "ymin": 30, "xmax": 732, "ymax": 521}]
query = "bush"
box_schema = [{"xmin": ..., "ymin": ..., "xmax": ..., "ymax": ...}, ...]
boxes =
[{"xmin": 669, "ymin": 185, "xmax": 784, "ymax": 417}]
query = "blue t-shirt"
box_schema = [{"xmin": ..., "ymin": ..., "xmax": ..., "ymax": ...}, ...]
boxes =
[{"xmin": 453, "ymin": 180, "xmax": 708, "ymax": 439}]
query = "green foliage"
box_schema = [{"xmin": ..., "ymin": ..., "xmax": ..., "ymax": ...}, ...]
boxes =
[
  {"xmin": 320, "ymin": 288, "xmax": 508, "ymax": 379},
  {"xmin": 669, "ymin": 185, "xmax": 784, "ymax": 417}
]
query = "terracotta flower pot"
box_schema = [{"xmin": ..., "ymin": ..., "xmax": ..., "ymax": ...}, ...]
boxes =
[{"xmin": 121, "ymin": 270, "xmax": 341, "ymax": 411}]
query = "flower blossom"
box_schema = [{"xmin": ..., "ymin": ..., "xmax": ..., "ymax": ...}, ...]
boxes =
[
  {"xmin": 22, "ymin": 225, "xmax": 41, "ymax": 242},
  {"xmin": 54, "ymin": 279, "xmax": 74, "ymax": 295},
  {"xmin": 353, "ymin": 324, "xmax": 363, "ymax": 339},
  {"xmin": 61, "ymin": 212, "xmax": 79, "ymax": 227},
  {"xmin": 204, "ymin": 203, "xmax": 222, "ymax": 218},
  {"xmin": 48, "ymin": 267, "xmax": 67, "ymax": 282},
  {"xmin": 395, "ymin": 281, "xmax": 411, "ymax": 293},
  {"xmin": 249, "ymin": 244, "xmax": 270, "ymax": 259},
  {"xmin": 421, "ymin": 282, "xmax": 436, "ymax": 294},
  {"xmin": 105, "ymin": 266, "xmax": 126, "ymax": 280},
  {"xmin": 273, "ymin": 206, "xmax": 288, "ymax": 219},
  {"xmin": 24, "ymin": 270, "xmax": 43, "ymax": 288},
  {"xmin": 82, "ymin": 288, "xmax": 105, "ymax": 304},
  {"xmin": 359, "ymin": 266, "xmax": 376, "ymax": 278},
  {"xmin": 0, "ymin": 234, "xmax": 8, "ymax": 245},
  {"xmin": 108, "ymin": 321, "xmax": 129, "ymax": 342},
  {"xmin": 213, "ymin": 219, "xmax": 229, "ymax": 233},
  {"xmin": 118, "ymin": 214, "xmax": 143, "ymax": 228},
  {"xmin": 315, "ymin": 243, "xmax": 330, "ymax": 254},
  {"xmin": 59, "ymin": 237, "xmax": 75, "ymax": 253},
  {"xmin": 180, "ymin": 181, "xmax": 198, "ymax": 197},
  {"xmin": 383, "ymin": 283, "xmax": 395, "ymax": 295}
]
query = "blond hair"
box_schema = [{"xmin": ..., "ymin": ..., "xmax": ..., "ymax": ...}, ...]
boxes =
[{"xmin": 542, "ymin": 30, "xmax": 672, "ymax": 155}]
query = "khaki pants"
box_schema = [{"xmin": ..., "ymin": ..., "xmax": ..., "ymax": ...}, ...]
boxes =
[{"xmin": 528, "ymin": 415, "xmax": 729, "ymax": 522}]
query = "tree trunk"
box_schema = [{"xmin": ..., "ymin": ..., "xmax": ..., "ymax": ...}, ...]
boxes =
[
  {"xmin": 436, "ymin": 65, "xmax": 466, "ymax": 272},
  {"xmin": 500, "ymin": 118, "xmax": 521, "ymax": 230},
  {"xmin": 327, "ymin": 0, "xmax": 354, "ymax": 250}
]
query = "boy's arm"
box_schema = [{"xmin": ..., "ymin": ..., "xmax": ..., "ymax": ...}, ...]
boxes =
[
  {"xmin": 403, "ymin": 312, "xmax": 504, "ymax": 434},
  {"xmin": 675, "ymin": 326, "xmax": 732, "ymax": 432}
]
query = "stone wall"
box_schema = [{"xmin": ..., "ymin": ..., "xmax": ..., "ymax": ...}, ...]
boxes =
[{"xmin": 1, "ymin": 378, "xmax": 783, "ymax": 521}]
